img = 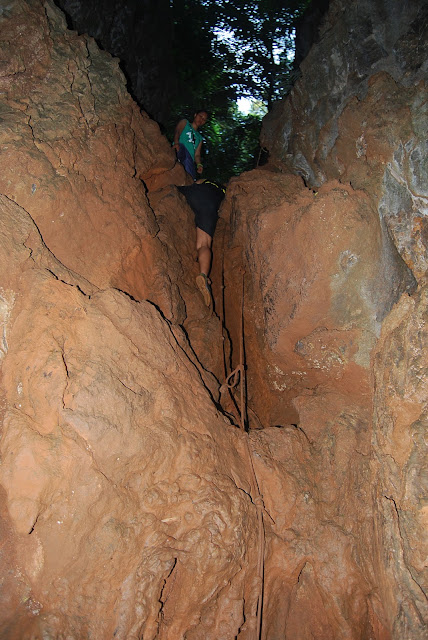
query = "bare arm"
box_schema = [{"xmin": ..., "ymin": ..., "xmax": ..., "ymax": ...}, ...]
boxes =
[
  {"xmin": 195, "ymin": 141, "xmax": 203, "ymax": 174},
  {"xmin": 173, "ymin": 119, "xmax": 187, "ymax": 151}
]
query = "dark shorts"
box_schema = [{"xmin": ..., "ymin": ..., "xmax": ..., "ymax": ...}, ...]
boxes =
[
  {"xmin": 178, "ymin": 183, "xmax": 225, "ymax": 237},
  {"xmin": 177, "ymin": 144, "xmax": 196, "ymax": 180}
]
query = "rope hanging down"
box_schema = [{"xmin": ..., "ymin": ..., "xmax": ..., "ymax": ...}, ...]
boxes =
[{"xmin": 220, "ymin": 270, "xmax": 266, "ymax": 640}]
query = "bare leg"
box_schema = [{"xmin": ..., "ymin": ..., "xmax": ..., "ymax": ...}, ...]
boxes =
[
  {"xmin": 195, "ymin": 227, "xmax": 214, "ymax": 307},
  {"xmin": 196, "ymin": 227, "xmax": 213, "ymax": 276}
]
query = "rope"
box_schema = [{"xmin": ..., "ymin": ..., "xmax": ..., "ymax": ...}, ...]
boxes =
[
  {"xmin": 219, "ymin": 224, "xmax": 242, "ymax": 426},
  {"xmin": 220, "ymin": 365, "xmax": 244, "ymax": 393},
  {"xmin": 221, "ymin": 268, "xmax": 266, "ymax": 640}
]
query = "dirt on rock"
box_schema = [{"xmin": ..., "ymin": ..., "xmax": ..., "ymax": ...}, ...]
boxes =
[{"xmin": 0, "ymin": 0, "xmax": 426, "ymax": 639}]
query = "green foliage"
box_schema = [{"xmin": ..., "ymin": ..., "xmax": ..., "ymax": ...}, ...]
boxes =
[
  {"xmin": 202, "ymin": 105, "xmax": 263, "ymax": 184},
  {"xmin": 167, "ymin": 0, "xmax": 311, "ymax": 181},
  {"xmin": 168, "ymin": 0, "xmax": 236, "ymax": 126},
  {"xmin": 209, "ymin": 0, "xmax": 311, "ymax": 108}
]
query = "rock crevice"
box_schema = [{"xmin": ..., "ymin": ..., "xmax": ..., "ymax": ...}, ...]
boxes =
[{"xmin": 0, "ymin": 0, "xmax": 426, "ymax": 638}]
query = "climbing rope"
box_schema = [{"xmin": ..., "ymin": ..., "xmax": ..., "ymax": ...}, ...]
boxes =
[
  {"xmin": 219, "ymin": 227, "xmax": 242, "ymax": 426},
  {"xmin": 220, "ymin": 268, "xmax": 266, "ymax": 640}
]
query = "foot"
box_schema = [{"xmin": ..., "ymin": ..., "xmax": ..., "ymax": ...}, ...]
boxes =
[{"xmin": 196, "ymin": 273, "xmax": 212, "ymax": 307}]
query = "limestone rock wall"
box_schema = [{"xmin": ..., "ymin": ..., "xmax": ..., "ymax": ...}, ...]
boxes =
[
  {"xmin": 261, "ymin": 0, "xmax": 427, "ymax": 281},
  {"xmin": 371, "ymin": 287, "xmax": 428, "ymax": 637},
  {"xmin": 0, "ymin": 194, "xmax": 261, "ymax": 639},
  {"xmin": 53, "ymin": 0, "xmax": 175, "ymax": 124},
  {"xmin": 226, "ymin": 0, "xmax": 427, "ymax": 636},
  {"xmin": 0, "ymin": 0, "xmax": 223, "ymax": 384},
  {"xmin": 0, "ymin": 2, "xmax": 253, "ymax": 637},
  {"xmin": 0, "ymin": 0, "xmax": 172, "ymax": 301},
  {"xmin": 0, "ymin": 0, "xmax": 427, "ymax": 639}
]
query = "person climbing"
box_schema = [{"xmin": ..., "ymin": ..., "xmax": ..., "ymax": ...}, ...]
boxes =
[
  {"xmin": 178, "ymin": 179, "xmax": 226, "ymax": 308},
  {"xmin": 173, "ymin": 110, "xmax": 208, "ymax": 180}
]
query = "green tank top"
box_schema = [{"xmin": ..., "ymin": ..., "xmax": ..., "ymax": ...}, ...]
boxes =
[{"xmin": 179, "ymin": 120, "xmax": 203, "ymax": 160}]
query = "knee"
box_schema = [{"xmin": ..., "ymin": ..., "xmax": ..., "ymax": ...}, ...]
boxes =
[
  {"xmin": 196, "ymin": 227, "xmax": 213, "ymax": 251},
  {"xmin": 197, "ymin": 242, "xmax": 211, "ymax": 252}
]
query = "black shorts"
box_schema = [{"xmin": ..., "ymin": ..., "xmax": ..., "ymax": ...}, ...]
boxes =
[{"xmin": 178, "ymin": 183, "xmax": 224, "ymax": 237}]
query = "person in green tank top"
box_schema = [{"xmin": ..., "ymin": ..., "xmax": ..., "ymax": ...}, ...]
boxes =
[{"xmin": 173, "ymin": 110, "xmax": 208, "ymax": 180}]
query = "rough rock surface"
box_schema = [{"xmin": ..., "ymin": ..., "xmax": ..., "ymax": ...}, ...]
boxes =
[
  {"xmin": 0, "ymin": 194, "xmax": 261, "ymax": 639},
  {"xmin": 221, "ymin": 169, "xmax": 414, "ymax": 426},
  {"xmin": 371, "ymin": 287, "xmax": 428, "ymax": 637},
  {"xmin": 0, "ymin": 1, "xmax": 427, "ymax": 639},
  {"xmin": 53, "ymin": 0, "xmax": 174, "ymax": 125},
  {"xmin": 261, "ymin": 0, "xmax": 428, "ymax": 281},
  {"xmin": 0, "ymin": 0, "xmax": 171, "ymax": 299},
  {"xmin": 0, "ymin": 2, "xmax": 245, "ymax": 637}
]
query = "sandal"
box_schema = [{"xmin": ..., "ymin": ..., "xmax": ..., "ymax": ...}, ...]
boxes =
[{"xmin": 195, "ymin": 273, "xmax": 212, "ymax": 307}]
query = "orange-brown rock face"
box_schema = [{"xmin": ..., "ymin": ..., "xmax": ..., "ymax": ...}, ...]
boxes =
[
  {"xmin": 371, "ymin": 287, "xmax": 428, "ymax": 638},
  {"xmin": 0, "ymin": 1, "xmax": 427, "ymax": 639},
  {"xmin": 254, "ymin": 0, "xmax": 427, "ymax": 635},
  {"xmin": 222, "ymin": 170, "xmax": 414, "ymax": 427},
  {"xmin": 217, "ymin": 166, "xmax": 416, "ymax": 639},
  {"xmin": 0, "ymin": 0, "xmax": 185, "ymax": 308},
  {"xmin": 0, "ymin": 195, "xmax": 262, "ymax": 639},
  {"xmin": 0, "ymin": 1, "xmax": 248, "ymax": 637}
]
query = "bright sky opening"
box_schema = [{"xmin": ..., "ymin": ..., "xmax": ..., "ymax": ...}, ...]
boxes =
[{"xmin": 237, "ymin": 97, "xmax": 253, "ymax": 114}]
